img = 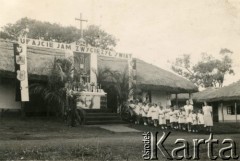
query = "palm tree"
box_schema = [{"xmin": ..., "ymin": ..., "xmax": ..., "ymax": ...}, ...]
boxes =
[
  {"xmin": 92, "ymin": 66, "xmax": 113, "ymax": 85},
  {"xmin": 109, "ymin": 67, "xmax": 133, "ymax": 114},
  {"xmin": 30, "ymin": 57, "xmax": 73, "ymax": 117}
]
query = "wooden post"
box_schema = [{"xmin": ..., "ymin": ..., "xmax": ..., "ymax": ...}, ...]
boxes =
[
  {"xmin": 221, "ymin": 103, "xmax": 224, "ymax": 122},
  {"xmin": 175, "ymin": 94, "xmax": 178, "ymax": 107},
  {"xmin": 235, "ymin": 102, "xmax": 237, "ymax": 123},
  {"xmin": 188, "ymin": 93, "xmax": 193, "ymax": 105}
]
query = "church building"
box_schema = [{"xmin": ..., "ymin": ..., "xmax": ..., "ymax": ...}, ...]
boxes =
[{"xmin": 0, "ymin": 38, "xmax": 197, "ymax": 121}]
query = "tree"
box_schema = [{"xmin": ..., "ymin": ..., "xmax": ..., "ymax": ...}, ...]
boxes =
[
  {"xmin": 109, "ymin": 68, "xmax": 133, "ymax": 114},
  {"xmin": 84, "ymin": 25, "xmax": 117, "ymax": 50},
  {"xmin": 30, "ymin": 57, "xmax": 71, "ymax": 117},
  {"xmin": 0, "ymin": 17, "xmax": 117, "ymax": 49},
  {"xmin": 171, "ymin": 49, "xmax": 234, "ymax": 88},
  {"xmin": 30, "ymin": 57, "xmax": 87, "ymax": 126},
  {"xmin": 92, "ymin": 66, "xmax": 113, "ymax": 86}
]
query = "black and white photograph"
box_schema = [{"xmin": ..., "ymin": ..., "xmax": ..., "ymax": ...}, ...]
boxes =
[{"xmin": 0, "ymin": 0, "xmax": 240, "ymax": 160}]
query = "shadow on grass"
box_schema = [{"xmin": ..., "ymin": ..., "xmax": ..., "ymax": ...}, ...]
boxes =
[{"xmin": 127, "ymin": 122, "xmax": 240, "ymax": 134}]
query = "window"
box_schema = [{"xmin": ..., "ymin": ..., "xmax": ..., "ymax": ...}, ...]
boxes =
[
  {"xmin": 226, "ymin": 104, "xmax": 240, "ymax": 115},
  {"xmin": 227, "ymin": 106, "xmax": 232, "ymax": 115}
]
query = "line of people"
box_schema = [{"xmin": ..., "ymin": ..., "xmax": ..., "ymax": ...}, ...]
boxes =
[{"xmin": 128, "ymin": 99, "xmax": 213, "ymax": 133}]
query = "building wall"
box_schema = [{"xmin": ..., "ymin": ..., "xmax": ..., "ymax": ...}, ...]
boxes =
[
  {"xmin": 151, "ymin": 91, "xmax": 169, "ymax": 106},
  {"xmin": 0, "ymin": 78, "xmax": 21, "ymax": 110},
  {"xmin": 218, "ymin": 104, "xmax": 240, "ymax": 122}
]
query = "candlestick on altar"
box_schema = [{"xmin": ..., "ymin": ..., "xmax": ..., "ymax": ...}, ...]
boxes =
[{"xmin": 90, "ymin": 82, "xmax": 95, "ymax": 92}]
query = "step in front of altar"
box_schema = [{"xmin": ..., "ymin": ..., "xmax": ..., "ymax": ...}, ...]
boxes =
[{"xmin": 84, "ymin": 110, "xmax": 126, "ymax": 125}]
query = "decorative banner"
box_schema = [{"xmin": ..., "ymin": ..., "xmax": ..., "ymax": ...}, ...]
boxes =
[
  {"xmin": 18, "ymin": 37, "xmax": 132, "ymax": 60},
  {"xmin": 16, "ymin": 45, "xmax": 23, "ymax": 53},
  {"xmin": 132, "ymin": 59, "xmax": 137, "ymax": 82},
  {"xmin": 17, "ymin": 70, "xmax": 26, "ymax": 81},
  {"xmin": 16, "ymin": 40, "xmax": 29, "ymax": 102},
  {"xmin": 16, "ymin": 55, "xmax": 25, "ymax": 65},
  {"xmin": 13, "ymin": 43, "xmax": 21, "ymax": 102}
]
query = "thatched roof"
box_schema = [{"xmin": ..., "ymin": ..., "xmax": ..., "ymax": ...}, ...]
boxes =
[
  {"xmin": 0, "ymin": 39, "xmax": 15, "ymax": 73},
  {"xmin": 0, "ymin": 39, "xmax": 197, "ymax": 93},
  {"xmin": 199, "ymin": 81, "xmax": 240, "ymax": 102},
  {"xmin": 98, "ymin": 55, "xmax": 128, "ymax": 72},
  {"xmin": 171, "ymin": 83, "xmax": 240, "ymax": 102},
  {"xmin": 98, "ymin": 57, "xmax": 198, "ymax": 93},
  {"xmin": 171, "ymin": 87, "xmax": 217, "ymax": 102},
  {"xmin": 135, "ymin": 59, "xmax": 197, "ymax": 93},
  {"xmin": 0, "ymin": 39, "xmax": 65, "ymax": 80}
]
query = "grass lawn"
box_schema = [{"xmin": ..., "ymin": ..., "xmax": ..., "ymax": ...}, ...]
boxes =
[{"xmin": 0, "ymin": 117, "xmax": 240, "ymax": 160}]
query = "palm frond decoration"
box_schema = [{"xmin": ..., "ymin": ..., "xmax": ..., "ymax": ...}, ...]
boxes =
[
  {"xmin": 92, "ymin": 66, "xmax": 113, "ymax": 85},
  {"xmin": 30, "ymin": 57, "xmax": 74, "ymax": 116},
  {"xmin": 108, "ymin": 67, "xmax": 134, "ymax": 113}
]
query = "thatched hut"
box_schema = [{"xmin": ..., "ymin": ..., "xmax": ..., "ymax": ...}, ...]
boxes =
[
  {"xmin": 0, "ymin": 39, "xmax": 197, "ymax": 114},
  {"xmin": 98, "ymin": 56, "xmax": 197, "ymax": 106},
  {"xmin": 171, "ymin": 88, "xmax": 217, "ymax": 106},
  {"xmin": 172, "ymin": 82, "xmax": 240, "ymax": 123},
  {"xmin": 0, "ymin": 39, "xmax": 66, "ymax": 114},
  {"xmin": 198, "ymin": 81, "xmax": 240, "ymax": 123},
  {"xmin": 171, "ymin": 88, "xmax": 219, "ymax": 121}
]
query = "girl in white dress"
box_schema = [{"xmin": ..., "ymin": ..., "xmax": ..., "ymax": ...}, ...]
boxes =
[
  {"xmin": 133, "ymin": 101, "xmax": 140, "ymax": 124},
  {"xmin": 191, "ymin": 110, "xmax": 198, "ymax": 132},
  {"xmin": 169, "ymin": 107, "xmax": 175, "ymax": 129},
  {"xmin": 141, "ymin": 102, "xmax": 149, "ymax": 125},
  {"xmin": 158, "ymin": 104, "xmax": 166, "ymax": 129},
  {"xmin": 173, "ymin": 106, "xmax": 179, "ymax": 130},
  {"xmin": 147, "ymin": 103, "xmax": 153, "ymax": 125},
  {"xmin": 151, "ymin": 104, "xmax": 159, "ymax": 127},
  {"xmin": 165, "ymin": 105, "xmax": 171, "ymax": 129},
  {"xmin": 197, "ymin": 109, "xmax": 204, "ymax": 132},
  {"xmin": 178, "ymin": 108, "xmax": 186, "ymax": 131},
  {"xmin": 202, "ymin": 101, "xmax": 213, "ymax": 132},
  {"xmin": 184, "ymin": 100, "xmax": 193, "ymax": 132},
  {"xmin": 138, "ymin": 101, "xmax": 143, "ymax": 124}
]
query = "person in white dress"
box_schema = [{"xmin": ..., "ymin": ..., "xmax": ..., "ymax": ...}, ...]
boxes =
[
  {"xmin": 165, "ymin": 105, "xmax": 171, "ymax": 129},
  {"xmin": 202, "ymin": 101, "xmax": 213, "ymax": 132},
  {"xmin": 158, "ymin": 104, "xmax": 166, "ymax": 129},
  {"xmin": 133, "ymin": 101, "xmax": 140, "ymax": 124},
  {"xmin": 191, "ymin": 110, "xmax": 198, "ymax": 132},
  {"xmin": 141, "ymin": 102, "xmax": 149, "ymax": 125},
  {"xmin": 178, "ymin": 107, "xmax": 186, "ymax": 130},
  {"xmin": 197, "ymin": 109, "xmax": 204, "ymax": 132},
  {"xmin": 147, "ymin": 103, "xmax": 153, "ymax": 125},
  {"xmin": 151, "ymin": 104, "xmax": 159, "ymax": 127},
  {"xmin": 169, "ymin": 107, "xmax": 176, "ymax": 129},
  {"xmin": 173, "ymin": 106, "xmax": 180, "ymax": 129},
  {"xmin": 184, "ymin": 100, "xmax": 194, "ymax": 132},
  {"xmin": 138, "ymin": 101, "xmax": 143, "ymax": 124}
]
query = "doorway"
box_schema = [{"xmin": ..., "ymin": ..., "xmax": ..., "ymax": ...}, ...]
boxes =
[
  {"xmin": 104, "ymin": 85, "xmax": 118, "ymax": 113},
  {"xmin": 212, "ymin": 102, "xmax": 219, "ymax": 122}
]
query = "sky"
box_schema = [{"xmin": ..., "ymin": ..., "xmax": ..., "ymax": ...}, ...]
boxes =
[{"xmin": 0, "ymin": 0, "xmax": 240, "ymax": 86}]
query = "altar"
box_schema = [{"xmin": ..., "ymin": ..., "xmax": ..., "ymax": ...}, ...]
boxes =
[
  {"xmin": 74, "ymin": 91, "xmax": 106, "ymax": 109},
  {"xmin": 17, "ymin": 37, "xmax": 132, "ymax": 110}
]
